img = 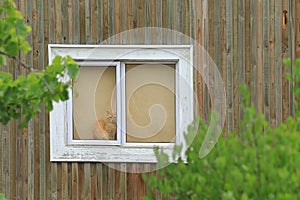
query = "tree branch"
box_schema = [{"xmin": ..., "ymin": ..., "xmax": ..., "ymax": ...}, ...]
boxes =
[
  {"xmin": 0, "ymin": 50, "xmax": 36, "ymax": 72},
  {"xmin": 0, "ymin": 50, "xmax": 55, "ymax": 94}
]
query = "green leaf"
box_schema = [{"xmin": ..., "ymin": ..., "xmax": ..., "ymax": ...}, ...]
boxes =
[
  {"xmin": 0, "ymin": 193, "xmax": 6, "ymax": 200},
  {"xmin": 47, "ymin": 63, "xmax": 64, "ymax": 74},
  {"xmin": 0, "ymin": 55, "xmax": 7, "ymax": 66},
  {"xmin": 66, "ymin": 63, "xmax": 79, "ymax": 79},
  {"xmin": 283, "ymin": 58, "xmax": 291, "ymax": 67}
]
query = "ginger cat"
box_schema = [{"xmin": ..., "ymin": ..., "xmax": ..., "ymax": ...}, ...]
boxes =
[{"xmin": 93, "ymin": 111, "xmax": 117, "ymax": 140}]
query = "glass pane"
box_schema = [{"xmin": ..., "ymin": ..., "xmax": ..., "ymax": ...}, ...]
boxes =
[
  {"xmin": 73, "ymin": 66, "xmax": 117, "ymax": 140},
  {"xmin": 126, "ymin": 64, "xmax": 176, "ymax": 143}
]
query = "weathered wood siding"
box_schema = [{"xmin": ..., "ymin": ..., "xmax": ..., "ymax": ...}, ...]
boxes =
[{"xmin": 1, "ymin": 0, "xmax": 299, "ymax": 199}]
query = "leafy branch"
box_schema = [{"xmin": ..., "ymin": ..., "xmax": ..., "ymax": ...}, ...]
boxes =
[{"xmin": 0, "ymin": 0, "xmax": 79, "ymax": 128}]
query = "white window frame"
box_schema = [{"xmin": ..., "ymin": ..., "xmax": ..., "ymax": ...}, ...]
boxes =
[{"xmin": 49, "ymin": 44, "xmax": 193, "ymax": 162}]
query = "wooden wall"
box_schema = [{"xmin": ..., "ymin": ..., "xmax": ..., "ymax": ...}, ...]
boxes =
[{"xmin": 1, "ymin": 0, "xmax": 300, "ymax": 199}]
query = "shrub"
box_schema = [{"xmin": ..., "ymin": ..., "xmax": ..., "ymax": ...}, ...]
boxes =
[{"xmin": 143, "ymin": 59, "xmax": 300, "ymax": 200}]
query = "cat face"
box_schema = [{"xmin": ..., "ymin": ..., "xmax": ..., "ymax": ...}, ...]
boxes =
[{"xmin": 105, "ymin": 111, "xmax": 116, "ymax": 123}]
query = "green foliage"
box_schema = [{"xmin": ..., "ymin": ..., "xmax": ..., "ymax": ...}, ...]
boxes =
[
  {"xmin": 0, "ymin": 0, "xmax": 31, "ymax": 65},
  {"xmin": 284, "ymin": 58, "xmax": 300, "ymax": 118},
  {"xmin": 0, "ymin": 55, "xmax": 78, "ymax": 127},
  {"xmin": 0, "ymin": 193, "xmax": 5, "ymax": 200},
  {"xmin": 0, "ymin": 0, "xmax": 79, "ymax": 128},
  {"xmin": 143, "ymin": 59, "xmax": 300, "ymax": 200}
]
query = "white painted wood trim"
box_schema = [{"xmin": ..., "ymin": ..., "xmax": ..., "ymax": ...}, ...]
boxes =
[{"xmin": 49, "ymin": 44, "xmax": 194, "ymax": 162}]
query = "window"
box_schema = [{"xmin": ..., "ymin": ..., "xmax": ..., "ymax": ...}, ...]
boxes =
[{"xmin": 49, "ymin": 45, "xmax": 193, "ymax": 162}]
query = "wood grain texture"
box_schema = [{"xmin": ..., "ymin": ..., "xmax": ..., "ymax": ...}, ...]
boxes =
[{"xmin": 0, "ymin": 0, "xmax": 298, "ymax": 199}]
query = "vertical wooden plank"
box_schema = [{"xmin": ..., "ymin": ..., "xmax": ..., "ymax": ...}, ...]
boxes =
[
  {"xmin": 202, "ymin": 0, "xmax": 210, "ymax": 122},
  {"xmin": 250, "ymin": 0, "xmax": 258, "ymax": 112},
  {"xmin": 102, "ymin": 164, "xmax": 109, "ymax": 200},
  {"xmin": 207, "ymin": 0, "xmax": 215, "ymax": 127},
  {"xmin": 144, "ymin": 0, "xmax": 151, "ymax": 27},
  {"xmin": 269, "ymin": 0, "xmax": 276, "ymax": 127},
  {"xmin": 150, "ymin": 0, "xmax": 156, "ymax": 28},
  {"xmin": 136, "ymin": 0, "xmax": 145, "ymax": 44},
  {"xmin": 114, "ymin": 0, "xmax": 120, "ymax": 38},
  {"xmin": 165, "ymin": 0, "xmax": 174, "ymax": 44},
  {"xmin": 126, "ymin": 164, "xmax": 134, "ymax": 200},
  {"xmin": 73, "ymin": 0, "xmax": 80, "ymax": 44},
  {"xmin": 189, "ymin": 0, "xmax": 195, "ymax": 41},
  {"xmin": 137, "ymin": 0, "xmax": 145, "ymax": 28},
  {"xmin": 195, "ymin": 0, "xmax": 204, "ymax": 118},
  {"xmin": 57, "ymin": 163, "xmax": 62, "ymax": 200},
  {"xmin": 120, "ymin": 163, "xmax": 127, "ymax": 200},
  {"xmin": 183, "ymin": 0, "xmax": 190, "ymax": 38},
  {"xmin": 61, "ymin": 163, "xmax": 69, "ymax": 200},
  {"xmin": 103, "ymin": 0, "xmax": 109, "ymax": 41},
  {"xmin": 62, "ymin": 0, "xmax": 69, "ymax": 44},
  {"xmin": 126, "ymin": 0, "xmax": 133, "ymax": 43},
  {"xmin": 36, "ymin": 0, "xmax": 46, "ymax": 199},
  {"xmin": 256, "ymin": 0, "xmax": 263, "ymax": 115},
  {"xmin": 96, "ymin": 163, "xmax": 103, "ymax": 200},
  {"xmin": 78, "ymin": 163, "xmax": 84, "ymax": 200},
  {"xmin": 161, "ymin": 0, "xmax": 167, "ymax": 29},
  {"xmin": 237, "ymin": 0, "xmax": 245, "ymax": 128},
  {"xmin": 144, "ymin": 0, "xmax": 151, "ymax": 44},
  {"xmin": 44, "ymin": 2, "xmax": 51, "ymax": 200},
  {"xmin": 54, "ymin": 0, "xmax": 62, "ymax": 43},
  {"xmin": 71, "ymin": 163, "xmax": 78, "ymax": 200},
  {"xmin": 25, "ymin": 0, "xmax": 35, "ymax": 199},
  {"xmin": 244, "ymin": 0, "xmax": 251, "ymax": 89},
  {"xmin": 68, "ymin": 163, "xmax": 72, "ymax": 199},
  {"xmin": 83, "ymin": 163, "xmax": 91, "ymax": 200},
  {"xmin": 1, "ymin": 125, "xmax": 10, "ymax": 199},
  {"xmin": 15, "ymin": 3, "xmax": 24, "ymax": 199},
  {"xmin": 282, "ymin": 0, "xmax": 290, "ymax": 120},
  {"xmin": 48, "ymin": 0, "xmax": 55, "ymax": 198},
  {"xmin": 214, "ymin": 0, "xmax": 221, "ymax": 72},
  {"xmin": 274, "ymin": 0, "xmax": 282, "ymax": 125},
  {"xmin": 263, "ymin": 0, "xmax": 271, "ymax": 122},
  {"xmin": 22, "ymin": 123, "xmax": 28, "ymax": 200},
  {"xmin": 107, "ymin": 165, "xmax": 115, "ymax": 200},
  {"xmin": 114, "ymin": 164, "xmax": 121, "ymax": 200},
  {"xmin": 132, "ymin": 0, "xmax": 138, "ymax": 43},
  {"xmin": 89, "ymin": 0, "xmax": 99, "ymax": 44},
  {"xmin": 108, "ymin": 0, "xmax": 115, "ymax": 40},
  {"xmin": 226, "ymin": 0, "xmax": 234, "ymax": 132},
  {"xmin": 79, "ymin": 0, "xmax": 86, "ymax": 43},
  {"xmin": 90, "ymin": 163, "xmax": 97, "ymax": 200},
  {"xmin": 213, "ymin": 0, "xmax": 222, "ymax": 128},
  {"xmin": 175, "ymin": 0, "xmax": 181, "ymax": 44},
  {"xmin": 220, "ymin": 0, "xmax": 227, "ymax": 134},
  {"xmin": 48, "ymin": 0, "xmax": 55, "ymax": 44},
  {"xmin": 232, "ymin": 0, "xmax": 239, "ymax": 131},
  {"xmin": 61, "ymin": 3, "xmax": 69, "ymax": 199},
  {"xmin": 119, "ymin": 0, "xmax": 127, "ymax": 44},
  {"xmin": 85, "ymin": 0, "xmax": 92, "ymax": 44},
  {"xmin": 155, "ymin": 0, "xmax": 163, "ymax": 44},
  {"xmin": 288, "ymin": 0, "xmax": 295, "ymax": 116},
  {"xmin": 32, "ymin": 0, "xmax": 42, "ymax": 199},
  {"xmin": 97, "ymin": 0, "xmax": 104, "ymax": 43},
  {"xmin": 14, "ymin": 4, "xmax": 23, "ymax": 199},
  {"xmin": 68, "ymin": 0, "xmax": 74, "ymax": 43},
  {"xmin": 50, "ymin": 163, "xmax": 58, "ymax": 200}
]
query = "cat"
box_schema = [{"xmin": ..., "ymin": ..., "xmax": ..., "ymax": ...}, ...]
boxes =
[{"xmin": 93, "ymin": 111, "xmax": 117, "ymax": 140}]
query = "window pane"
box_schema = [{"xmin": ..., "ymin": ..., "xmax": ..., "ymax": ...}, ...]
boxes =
[
  {"xmin": 126, "ymin": 64, "xmax": 176, "ymax": 143},
  {"xmin": 73, "ymin": 66, "xmax": 117, "ymax": 140}
]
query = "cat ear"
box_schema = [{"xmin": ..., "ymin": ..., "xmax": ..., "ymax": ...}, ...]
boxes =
[{"xmin": 105, "ymin": 110, "xmax": 110, "ymax": 116}]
